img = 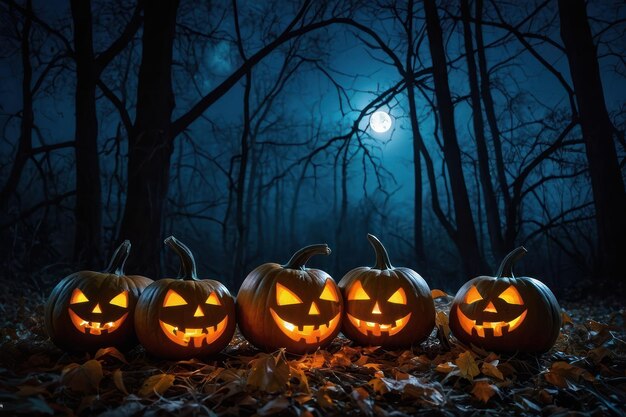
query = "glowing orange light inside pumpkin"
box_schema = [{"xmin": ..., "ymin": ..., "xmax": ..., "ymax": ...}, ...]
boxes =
[
  {"xmin": 371, "ymin": 302, "xmax": 382, "ymax": 314},
  {"xmin": 206, "ymin": 292, "xmax": 221, "ymax": 305},
  {"xmin": 70, "ymin": 288, "xmax": 89, "ymax": 304},
  {"xmin": 308, "ymin": 302, "xmax": 320, "ymax": 315},
  {"xmin": 464, "ymin": 286, "xmax": 483, "ymax": 304},
  {"xmin": 347, "ymin": 281, "xmax": 370, "ymax": 300},
  {"xmin": 109, "ymin": 291, "xmax": 128, "ymax": 308},
  {"xmin": 387, "ymin": 288, "xmax": 407, "ymax": 304},
  {"xmin": 163, "ymin": 290, "xmax": 188, "ymax": 307},
  {"xmin": 483, "ymin": 301, "xmax": 497, "ymax": 313},
  {"xmin": 276, "ymin": 283, "xmax": 303, "ymax": 305},
  {"xmin": 319, "ymin": 280, "xmax": 339, "ymax": 302},
  {"xmin": 194, "ymin": 306, "xmax": 204, "ymax": 317},
  {"xmin": 92, "ymin": 303, "xmax": 102, "ymax": 313},
  {"xmin": 498, "ymin": 285, "xmax": 524, "ymax": 305}
]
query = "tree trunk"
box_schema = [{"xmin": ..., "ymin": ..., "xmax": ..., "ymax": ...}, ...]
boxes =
[
  {"xmin": 424, "ymin": 0, "xmax": 486, "ymax": 275},
  {"xmin": 118, "ymin": 0, "xmax": 179, "ymax": 277},
  {"xmin": 405, "ymin": 0, "xmax": 425, "ymax": 265},
  {"xmin": 232, "ymin": 70, "xmax": 252, "ymax": 286},
  {"xmin": 475, "ymin": 0, "xmax": 510, "ymax": 226},
  {"xmin": 559, "ymin": 0, "xmax": 626, "ymax": 280},
  {"xmin": 0, "ymin": 0, "xmax": 33, "ymax": 211},
  {"xmin": 461, "ymin": 0, "xmax": 504, "ymax": 260},
  {"xmin": 70, "ymin": 0, "xmax": 102, "ymax": 267}
]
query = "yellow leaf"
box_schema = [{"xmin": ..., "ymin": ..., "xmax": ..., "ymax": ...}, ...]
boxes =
[
  {"xmin": 247, "ymin": 351, "xmax": 290, "ymax": 393},
  {"xmin": 455, "ymin": 351, "xmax": 480, "ymax": 381},
  {"xmin": 368, "ymin": 377, "xmax": 389, "ymax": 395},
  {"xmin": 481, "ymin": 360, "xmax": 504, "ymax": 380},
  {"xmin": 471, "ymin": 379, "xmax": 498, "ymax": 403},
  {"xmin": 435, "ymin": 311, "xmax": 451, "ymax": 339},
  {"xmin": 61, "ymin": 359, "xmax": 103, "ymax": 393},
  {"xmin": 431, "ymin": 289, "xmax": 449, "ymax": 299},
  {"xmin": 113, "ymin": 369, "xmax": 128, "ymax": 395},
  {"xmin": 138, "ymin": 374, "xmax": 175, "ymax": 397}
]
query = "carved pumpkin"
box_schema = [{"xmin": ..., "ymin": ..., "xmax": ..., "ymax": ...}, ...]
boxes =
[
  {"xmin": 134, "ymin": 236, "xmax": 236, "ymax": 359},
  {"xmin": 237, "ymin": 244, "xmax": 343, "ymax": 354},
  {"xmin": 44, "ymin": 241, "xmax": 153, "ymax": 352},
  {"xmin": 338, "ymin": 234, "xmax": 435, "ymax": 348},
  {"xmin": 449, "ymin": 247, "xmax": 561, "ymax": 353}
]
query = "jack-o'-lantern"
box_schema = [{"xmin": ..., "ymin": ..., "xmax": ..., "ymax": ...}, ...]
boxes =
[
  {"xmin": 44, "ymin": 241, "xmax": 153, "ymax": 352},
  {"xmin": 134, "ymin": 236, "xmax": 236, "ymax": 359},
  {"xmin": 338, "ymin": 234, "xmax": 435, "ymax": 348},
  {"xmin": 237, "ymin": 244, "xmax": 343, "ymax": 354},
  {"xmin": 449, "ymin": 247, "xmax": 561, "ymax": 353}
]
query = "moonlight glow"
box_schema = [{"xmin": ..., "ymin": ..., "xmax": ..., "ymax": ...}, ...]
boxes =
[{"xmin": 369, "ymin": 111, "xmax": 392, "ymax": 133}]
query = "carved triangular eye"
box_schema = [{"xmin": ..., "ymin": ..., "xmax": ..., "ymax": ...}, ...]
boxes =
[
  {"xmin": 498, "ymin": 285, "xmax": 524, "ymax": 305},
  {"xmin": 276, "ymin": 283, "xmax": 303, "ymax": 305},
  {"xmin": 347, "ymin": 281, "xmax": 370, "ymax": 301},
  {"xmin": 70, "ymin": 288, "xmax": 89, "ymax": 304},
  {"xmin": 464, "ymin": 286, "xmax": 483, "ymax": 304},
  {"xmin": 387, "ymin": 288, "xmax": 407, "ymax": 304},
  {"xmin": 206, "ymin": 292, "xmax": 221, "ymax": 305},
  {"xmin": 319, "ymin": 280, "xmax": 339, "ymax": 302},
  {"xmin": 110, "ymin": 291, "xmax": 128, "ymax": 308},
  {"xmin": 163, "ymin": 290, "xmax": 187, "ymax": 307}
]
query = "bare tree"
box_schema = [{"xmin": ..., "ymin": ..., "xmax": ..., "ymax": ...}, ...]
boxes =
[{"xmin": 559, "ymin": 0, "xmax": 626, "ymax": 281}]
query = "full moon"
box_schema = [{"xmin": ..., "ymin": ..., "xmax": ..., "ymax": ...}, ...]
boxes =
[{"xmin": 369, "ymin": 111, "xmax": 392, "ymax": 133}]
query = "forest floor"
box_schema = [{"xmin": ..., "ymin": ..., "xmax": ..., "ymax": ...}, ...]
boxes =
[{"xmin": 0, "ymin": 278, "xmax": 625, "ymax": 416}]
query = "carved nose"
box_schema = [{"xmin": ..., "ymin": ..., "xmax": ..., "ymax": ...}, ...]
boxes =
[
  {"xmin": 483, "ymin": 301, "xmax": 497, "ymax": 313},
  {"xmin": 92, "ymin": 303, "xmax": 102, "ymax": 314},
  {"xmin": 194, "ymin": 306, "xmax": 204, "ymax": 317},
  {"xmin": 372, "ymin": 302, "xmax": 382, "ymax": 314},
  {"xmin": 308, "ymin": 302, "xmax": 320, "ymax": 315}
]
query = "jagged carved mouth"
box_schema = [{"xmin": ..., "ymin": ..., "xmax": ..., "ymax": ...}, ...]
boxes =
[
  {"xmin": 269, "ymin": 308, "xmax": 340, "ymax": 344},
  {"xmin": 159, "ymin": 316, "xmax": 228, "ymax": 348},
  {"xmin": 456, "ymin": 308, "xmax": 527, "ymax": 337},
  {"xmin": 347, "ymin": 312, "xmax": 412, "ymax": 337},
  {"xmin": 69, "ymin": 309, "xmax": 128, "ymax": 335}
]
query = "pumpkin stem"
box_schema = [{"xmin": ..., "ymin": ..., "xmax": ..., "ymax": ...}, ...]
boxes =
[
  {"xmin": 164, "ymin": 236, "xmax": 198, "ymax": 280},
  {"xmin": 367, "ymin": 234, "xmax": 393, "ymax": 270},
  {"xmin": 496, "ymin": 246, "xmax": 528, "ymax": 278},
  {"xmin": 104, "ymin": 240, "xmax": 131, "ymax": 275},
  {"xmin": 283, "ymin": 244, "xmax": 331, "ymax": 270}
]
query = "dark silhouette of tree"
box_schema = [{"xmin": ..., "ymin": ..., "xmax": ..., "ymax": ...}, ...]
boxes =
[
  {"xmin": 424, "ymin": 0, "xmax": 486, "ymax": 276},
  {"xmin": 558, "ymin": 0, "xmax": 626, "ymax": 281}
]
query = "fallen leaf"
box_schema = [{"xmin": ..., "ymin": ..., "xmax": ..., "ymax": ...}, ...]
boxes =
[
  {"xmin": 368, "ymin": 377, "xmax": 389, "ymax": 395},
  {"xmin": 94, "ymin": 347, "xmax": 128, "ymax": 364},
  {"xmin": 247, "ymin": 351, "xmax": 290, "ymax": 393},
  {"xmin": 61, "ymin": 359, "xmax": 103, "ymax": 393},
  {"xmin": 289, "ymin": 365, "xmax": 310, "ymax": 394},
  {"xmin": 481, "ymin": 360, "xmax": 504, "ymax": 380},
  {"xmin": 431, "ymin": 289, "xmax": 449, "ymax": 298},
  {"xmin": 350, "ymin": 387, "xmax": 372, "ymax": 416},
  {"xmin": 435, "ymin": 361, "xmax": 457, "ymax": 374},
  {"xmin": 544, "ymin": 361, "xmax": 595, "ymax": 389},
  {"xmin": 138, "ymin": 373, "xmax": 175, "ymax": 397},
  {"xmin": 316, "ymin": 388, "xmax": 334, "ymax": 409},
  {"xmin": 561, "ymin": 311, "xmax": 573, "ymax": 326},
  {"xmin": 471, "ymin": 379, "xmax": 498, "ymax": 403},
  {"xmin": 113, "ymin": 369, "xmax": 128, "ymax": 395},
  {"xmin": 17, "ymin": 385, "xmax": 49, "ymax": 397},
  {"xmin": 455, "ymin": 351, "xmax": 480, "ymax": 381},
  {"xmin": 257, "ymin": 397, "xmax": 290, "ymax": 416}
]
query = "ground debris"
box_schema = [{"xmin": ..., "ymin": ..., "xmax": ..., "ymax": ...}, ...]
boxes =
[{"xmin": 0, "ymin": 280, "xmax": 625, "ymax": 416}]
